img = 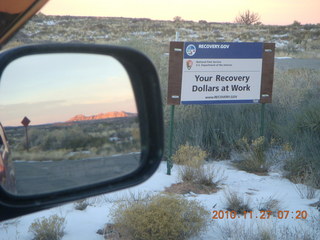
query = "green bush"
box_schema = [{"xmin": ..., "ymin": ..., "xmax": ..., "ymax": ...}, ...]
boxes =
[
  {"xmin": 29, "ymin": 214, "xmax": 66, "ymax": 240},
  {"xmin": 111, "ymin": 194, "xmax": 209, "ymax": 240}
]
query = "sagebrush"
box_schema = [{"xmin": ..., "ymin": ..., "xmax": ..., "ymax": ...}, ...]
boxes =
[
  {"xmin": 29, "ymin": 214, "xmax": 66, "ymax": 240},
  {"xmin": 111, "ymin": 194, "xmax": 209, "ymax": 240},
  {"xmin": 172, "ymin": 144, "xmax": 207, "ymax": 168}
]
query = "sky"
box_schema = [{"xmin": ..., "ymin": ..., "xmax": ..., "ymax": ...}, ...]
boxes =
[
  {"xmin": 41, "ymin": 0, "xmax": 320, "ymax": 25},
  {"xmin": 0, "ymin": 53, "xmax": 136, "ymax": 126}
]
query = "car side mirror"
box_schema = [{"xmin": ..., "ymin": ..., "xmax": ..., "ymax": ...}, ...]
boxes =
[{"xmin": 0, "ymin": 44, "xmax": 163, "ymax": 221}]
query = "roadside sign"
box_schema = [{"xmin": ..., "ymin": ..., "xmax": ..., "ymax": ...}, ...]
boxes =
[
  {"xmin": 167, "ymin": 42, "xmax": 275, "ymax": 105},
  {"xmin": 21, "ymin": 116, "xmax": 31, "ymax": 151},
  {"xmin": 21, "ymin": 116, "xmax": 30, "ymax": 127}
]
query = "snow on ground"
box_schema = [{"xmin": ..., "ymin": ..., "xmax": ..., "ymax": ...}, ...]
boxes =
[
  {"xmin": 1, "ymin": 161, "xmax": 319, "ymax": 240},
  {"xmin": 275, "ymin": 56, "xmax": 293, "ymax": 59}
]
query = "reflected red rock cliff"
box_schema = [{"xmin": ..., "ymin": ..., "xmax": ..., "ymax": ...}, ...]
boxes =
[{"xmin": 67, "ymin": 111, "xmax": 134, "ymax": 122}]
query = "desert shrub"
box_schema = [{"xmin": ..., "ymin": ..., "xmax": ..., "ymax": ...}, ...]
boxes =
[
  {"xmin": 216, "ymin": 218, "xmax": 318, "ymax": 240},
  {"xmin": 29, "ymin": 215, "xmax": 66, "ymax": 240},
  {"xmin": 173, "ymin": 144, "xmax": 219, "ymax": 193},
  {"xmin": 27, "ymin": 126, "xmax": 105, "ymax": 151},
  {"xmin": 111, "ymin": 194, "xmax": 209, "ymax": 240},
  {"xmin": 270, "ymin": 69, "xmax": 320, "ymax": 188},
  {"xmin": 172, "ymin": 144, "xmax": 207, "ymax": 168},
  {"xmin": 292, "ymin": 20, "xmax": 302, "ymax": 26},
  {"xmin": 216, "ymin": 220, "xmax": 278, "ymax": 240},
  {"xmin": 224, "ymin": 191, "xmax": 252, "ymax": 214},
  {"xmin": 234, "ymin": 137, "xmax": 268, "ymax": 174},
  {"xmin": 257, "ymin": 196, "xmax": 281, "ymax": 214},
  {"xmin": 178, "ymin": 164, "xmax": 217, "ymax": 186},
  {"xmin": 178, "ymin": 165, "xmax": 198, "ymax": 183},
  {"xmin": 296, "ymin": 103, "xmax": 320, "ymax": 135},
  {"xmin": 234, "ymin": 10, "xmax": 261, "ymax": 25},
  {"xmin": 167, "ymin": 162, "xmax": 223, "ymax": 194},
  {"xmin": 292, "ymin": 174, "xmax": 317, "ymax": 199},
  {"xmin": 172, "ymin": 144, "xmax": 222, "ymax": 194},
  {"xmin": 74, "ymin": 198, "xmax": 90, "ymax": 210},
  {"xmin": 284, "ymin": 103, "xmax": 320, "ymax": 189},
  {"xmin": 285, "ymin": 139, "xmax": 320, "ymax": 190},
  {"xmin": 235, "ymin": 137, "xmax": 251, "ymax": 152},
  {"xmin": 12, "ymin": 148, "xmax": 68, "ymax": 161}
]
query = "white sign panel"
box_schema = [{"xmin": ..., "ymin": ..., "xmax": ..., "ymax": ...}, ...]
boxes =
[{"xmin": 181, "ymin": 42, "xmax": 264, "ymax": 104}]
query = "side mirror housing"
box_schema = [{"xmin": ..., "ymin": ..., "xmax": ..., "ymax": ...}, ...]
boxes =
[{"xmin": 0, "ymin": 43, "xmax": 163, "ymax": 221}]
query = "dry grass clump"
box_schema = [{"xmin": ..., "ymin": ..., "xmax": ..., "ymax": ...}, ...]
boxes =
[
  {"xmin": 179, "ymin": 165, "xmax": 213, "ymax": 183},
  {"xmin": 165, "ymin": 181, "xmax": 218, "ymax": 195},
  {"xmin": 292, "ymin": 171, "xmax": 318, "ymax": 199},
  {"xmin": 165, "ymin": 165, "xmax": 221, "ymax": 194},
  {"xmin": 224, "ymin": 191, "xmax": 252, "ymax": 214},
  {"xmin": 29, "ymin": 214, "xmax": 66, "ymax": 240},
  {"xmin": 12, "ymin": 149, "xmax": 69, "ymax": 161},
  {"xmin": 257, "ymin": 196, "xmax": 281, "ymax": 215},
  {"xmin": 110, "ymin": 194, "xmax": 209, "ymax": 240}
]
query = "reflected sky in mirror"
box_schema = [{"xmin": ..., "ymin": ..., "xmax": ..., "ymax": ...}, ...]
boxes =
[{"xmin": 0, "ymin": 53, "xmax": 137, "ymax": 126}]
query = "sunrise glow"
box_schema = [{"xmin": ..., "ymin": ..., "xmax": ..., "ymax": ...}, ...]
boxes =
[{"xmin": 41, "ymin": 0, "xmax": 320, "ymax": 25}]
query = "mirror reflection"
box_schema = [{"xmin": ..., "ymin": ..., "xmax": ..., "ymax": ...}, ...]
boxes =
[{"xmin": 0, "ymin": 53, "xmax": 140, "ymax": 196}]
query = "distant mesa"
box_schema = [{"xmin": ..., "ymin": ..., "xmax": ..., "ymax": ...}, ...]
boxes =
[{"xmin": 67, "ymin": 111, "xmax": 136, "ymax": 122}]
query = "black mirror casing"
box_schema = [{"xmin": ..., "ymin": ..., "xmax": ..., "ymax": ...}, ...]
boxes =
[{"xmin": 0, "ymin": 44, "xmax": 163, "ymax": 221}]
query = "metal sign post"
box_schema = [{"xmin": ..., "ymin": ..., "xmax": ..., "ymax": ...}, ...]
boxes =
[
  {"xmin": 260, "ymin": 103, "xmax": 266, "ymax": 137},
  {"xmin": 166, "ymin": 32, "xmax": 180, "ymax": 175},
  {"xmin": 167, "ymin": 104, "xmax": 175, "ymax": 175},
  {"xmin": 21, "ymin": 116, "xmax": 31, "ymax": 151}
]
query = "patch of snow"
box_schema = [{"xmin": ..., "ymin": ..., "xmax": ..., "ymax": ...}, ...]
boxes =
[
  {"xmin": 67, "ymin": 151, "xmax": 91, "ymax": 157},
  {"xmin": 95, "ymin": 35, "xmax": 109, "ymax": 39},
  {"xmin": 132, "ymin": 31, "xmax": 149, "ymax": 36},
  {"xmin": 189, "ymin": 34, "xmax": 199, "ymax": 38},
  {"xmin": 179, "ymin": 28, "xmax": 195, "ymax": 33},
  {"xmin": 272, "ymin": 34, "xmax": 289, "ymax": 38},
  {"xmin": 274, "ymin": 40, "xmax": 289, "ymax": 48},
  {"xmin": 275, "ymin": 56, "xmax": 293, "ymax": 59},
  {"xmin": 14, "ymin": 160, "xmax": 54, "ymax": 163},
  {"xmin": 44, "ymin": 20, "xmax": 56, "ymax": 26},
  {"xmin": 1, "ymin": 161, "xmax": 319, "ymax": 240}
]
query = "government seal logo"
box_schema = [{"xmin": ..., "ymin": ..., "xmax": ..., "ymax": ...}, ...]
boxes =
[{"xmin": 186, "ymin": 44, "xmax": 196, "ymax": 56}]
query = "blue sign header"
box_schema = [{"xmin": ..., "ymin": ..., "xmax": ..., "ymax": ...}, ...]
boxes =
[{"xmin": 184, "ymin": 42, "xmax": 263, "ymax": 59}]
